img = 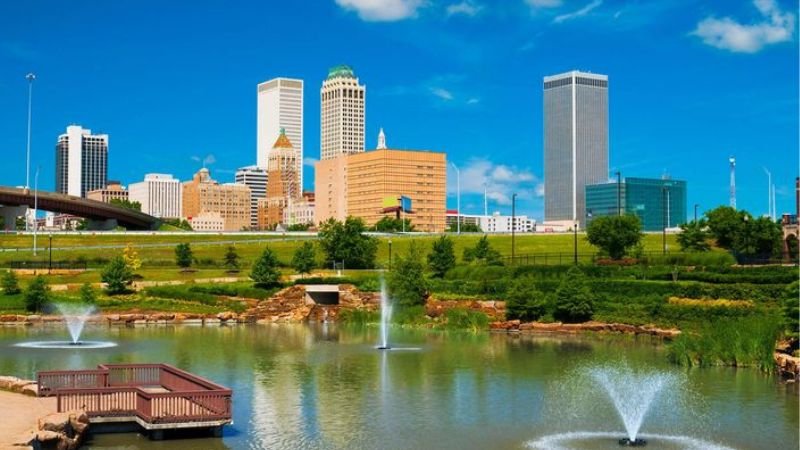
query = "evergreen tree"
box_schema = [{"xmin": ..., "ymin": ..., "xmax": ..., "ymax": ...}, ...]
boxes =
[
  {"xmin": 388, "ymin": 241, "xmax": 428, "ymax": 307},
  {"xmin": 175, "ymin": 243, "xmax": 193, "ymax": 269},
  {"xmin": 101, "ymin": 256, "xmax": 134, "ymax": 294},
  {"xmin": 553, "ymin": 267, "xmax": 594, "ymax": 323},
  {"xmin": 79, "ymin": 282, "xmax": 97, "ymax": 304},
  {"xmin": 291, "ymin": 242, "xmax": 316, "ymax": 277},
  {"xmin": 224, "ymin": 245, "xmax": 240, "ymax": 272},
  {"xmin": 463, "ymin": 235, "xmax": 503, "ymax": 266},
  {"xmin": 1, "ymin": 270, "xmax": 20, "ymax": 295},
  {"xmin": 250, "ymin": 248, "xmax": 282, "ymax": 287},
  {"xmin": 427, "ymin": 235, "xmax": 456, "ymax": 277},
  {"xmin": 24, "ymin": 276, "xmax": 50, "ymax": 312},
  {"xmin": 505, "ymin": 277, "xmax": 547, "ymax": 321}
]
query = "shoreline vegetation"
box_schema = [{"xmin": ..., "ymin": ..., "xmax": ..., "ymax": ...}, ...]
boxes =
[{"xmin": 1, "ymin": 228, "xmax": 797, "ymax": 378}]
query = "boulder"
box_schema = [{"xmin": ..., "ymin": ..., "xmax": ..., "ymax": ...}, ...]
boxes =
[{"xmin": 38, "ymin": 412, "xmax": 73, "ymax": 433}]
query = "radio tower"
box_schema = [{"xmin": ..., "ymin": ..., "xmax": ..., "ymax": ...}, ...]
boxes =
[{"xmin": 729, "ymin": 157, "xmax": 736, "ymax": 209}]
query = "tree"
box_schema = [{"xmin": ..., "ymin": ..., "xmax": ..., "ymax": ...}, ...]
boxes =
[
  {"xmin": 374, "ymin": 216, "xmax": 415, "ymax": 232},
  {"xmin": 427, "ymin": 235, "xmax": 456, "ymax": 278},
  {"xmin": 291, "ymin": 242, "xmax": 316, "ymax": 277},
  {"xmin": 109, "ymin": 198, "xmax": 142, "ymax": 211},
  {"xmin": 318, "ymin": 217, "xmax": 378, "ymax": 269},
  {"xmin": 286, "ymin": 223, "xmax": 311, "ymax": 231},
  {"xmin": 505, "ymin": 277, "xmax": 547, "ymax": 322},
  {"xmin": 161, "ymin": 218, "xmax": 193, "ymax": 231},
  {"xmin": 250, "ymin": 248, "xmax": 282, "ymax": 287},
  {"xmin": 463, "ymin": 235, "xmax": 503, "ymax": 266},
  {"xmin": 1, "ymin": 271, "xmax": 20, "ymax": 295},
  {"xmin": 24, "ymin": 276, "xmax": 50, "ymax": 312},
  {"xmin": 388, "ymin": 241, "xmax": 428, "ymax": 307},
  {"xmin": 676, "ymin": 220, "xmax": 711, "ymax": 252},
  {"xmin": 732, "ymin": 216, "xmax": 782, "ymax": 260},
  {"xmin": 705, "ymin": 206, "xmax": 747, "ymax": 249},
  {"xmin": 224, "ymin": 246, "xmax": 240, "ymax": 272},
  {"xmin": 122, "ymin": 243, "xmax": 142, "ymax": 272},
  {"xmin": 175, "ymin": 243, "xmax": 193, "ymax": 269},
  {"xmin": 586, "ymin": 215, "xmax": 643, "ymax": 260},
  {"xmin": 448, "ymin": 222, "xmax": 481, "ymax": 233},
  {"xmin": 79, "ymin": 282, "xmax": 97, "ymax": 304},
  {"xmin": 101, "ymin": 256, "xmax": 134, "ymax": 294},
  {"xmin": 553, "ymin": 267, "xmax": 594, "ymax": 323},
  {"xmin": 783, "ymin": 281, "xmax": 799, "ymax": 340}
]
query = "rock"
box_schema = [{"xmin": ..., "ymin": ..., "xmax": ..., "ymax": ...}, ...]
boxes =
[
  {"xmin": 0, "ymin": 314, "xmax": 17, "ymax": 322},
  {"xmin": 21, "ymin": 382, "xmax": 38, "ymax": 396},
  {"xmin": 39, "ymin": 412, "xmax": 72, "ymax": 433},
  {"xmin": 106, "ymin": 314, "xmax": 120, "ymax": 322},
  {"xmin": 35, "ymin": 429, "xmax": 62, "ymax": 443},
  {"xmin": 69, "ymin": 411, "xmax": 89, "ymax": 434}
]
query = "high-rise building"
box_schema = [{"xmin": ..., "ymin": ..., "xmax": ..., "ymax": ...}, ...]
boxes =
[
  {"xmin": 585, "ymin": 176, "xmax": 687, "ymax": 231},
  {"xmin": 256, "ymin": 77, "xmax": 303, "ymax": 187},
  {"xmin": 55, "ymin": 125, "xmax": 108, "ymax": 197},
  {"xmin": 315, "ymin": 135, "xmax": 447, "ymax": 232},
  {"xmin": 182, "ymin": 168, "xmax": 251, "ymax": 231},
  {"xmin": 543, "ymin": 70, "xmax": 608, "ymax": 227},
  {"xmin": 320, "ymin": 65, "xmax": 365, "ymax": 161},
  {"xmin": 87, "ymin": 181, "xmax": 128, "ymax": 204},
  {"xmin": 129, "ymin": 174, "xmax": 182, "ymax": 219},
  {"xmin": 258, "ymin": 129, "xmax": 300, "ymax": 229},
  {"xmin": 235, "ymin": 166, "xmax": 268, "ymax": 229}
]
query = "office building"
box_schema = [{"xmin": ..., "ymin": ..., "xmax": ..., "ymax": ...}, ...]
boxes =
[
  {"xmin": 320, "ymin": 65, "xmax": 365, "ymax": 160},
  {"xmin": 188, "ymin": 211, "xmax": 225, "ymax": 232},
  {"xmin": 585, "ymin": 177, "xmax": 687, "ymax": 231},
  {"xmin": 543, "ymin": 71, "xmax": 608, "ymax": 228},
  {"xmin": 284, "ymin": 192, "xmax": 315, "ymax": 227},
  {"xmin": 257, "ymin": 77, "xmax": 303, "ymax": 187},
  {"xmin": 445, "ymin": 211, "xmax": 536, "ymax": 232},
  {"xmin": 182, "ymin": 168, "xmax": 251, "ymax": 231},
  {"xmin": 258, "ymin": 129, "xmax": 300, "ymax": 229},
  {"xmin": 129, "ymin": 174, "xmax": 182, "ymax": 219},
  {"xmin": 235, "ymin": 165, "xmax": 268, "ymax": 229},
  {"xmin": 55, "ymin": 125, "xmax": 108, "ymax": 197},
  {"xmin": 315, "ymin": 145, "xmax": 447, "ymax": 232},
  {"xmin": 87, "ymin": 181, "xmax": 128, "ymax": 204}
]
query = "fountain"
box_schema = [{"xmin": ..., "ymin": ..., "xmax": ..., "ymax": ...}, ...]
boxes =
[
  {"xmin": 15, "ymin": 303, "xmax": 116, "ymax": 349},
  {"xmin": 377, "ymin": 278, "xmax": 392, "ymax": 350}
]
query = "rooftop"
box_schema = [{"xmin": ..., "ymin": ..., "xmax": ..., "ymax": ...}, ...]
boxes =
[{"xmin": 326, "ymin": 64, "xmax": 356, "ymax": 80}]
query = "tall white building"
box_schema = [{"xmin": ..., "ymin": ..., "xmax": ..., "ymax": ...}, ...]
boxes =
[
  {"xmin": 55, "ymin": 125, "xmax": 108, "ymax": 197},
  {"xmin": 320, "ymin": 65, "xmax": 365, "ymax": 160},
  {"xmin": 543, "ymin": 70, "xmax": 608, "ymax": 228},
  {"xmin": 128, "ymin": 173, "xmax": 182, "ymax": 219},
  {"xmin": 235, "ymin": 165, "xmax": 268, "ymax": 229},
  {"xmin": 257, "ymin": 77, "xmax": 303, "ymax": 188}
]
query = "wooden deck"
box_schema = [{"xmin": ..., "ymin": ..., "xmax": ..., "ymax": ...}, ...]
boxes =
[{"xmin": 37, "ymin": 364, "xmax": 232, "ymax": 437}]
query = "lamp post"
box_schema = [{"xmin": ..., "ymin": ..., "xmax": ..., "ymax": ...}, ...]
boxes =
[
  {"xmin": 450, "ymin": 162, "xmax": 460, "ymax": 234},
  {"xmin": 573, "ymin": 221, "xmax": 578, "ymax": 265},
  {"xmin": 661, "ymin": 187, "xmax": 667, "ymax": 255},
  {"xmin": 616, "ymin": 171, "xmax": 622, "ymax": 216},
  {"xmin": 48, "ymin": 233, "xmax": 53, "ymax": 274},
  {"xmin": 694, "ymin": 204, "xmax": 699, "ymax": 222},
  {"xmin": 25, "ymin": 73, "xmax": 35, "ymax": 231},
  {"xmin": 511, "ymin": 193, "xmax": 517, "ymax": 265},
  {"xmin": 33, "ymin": 166, "xmax": 39, "ymax": 257},
  {"xmin": 388, "ymin": 239, "xmax": 392, "ymax": 269}
]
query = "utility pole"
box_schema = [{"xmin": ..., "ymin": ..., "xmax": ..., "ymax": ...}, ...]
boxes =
[
  {"xmin": 662, "ymin": 187, "xmax": 667, "ymax": 255},
  {"xmin": 729, "ymin": 157, "xmax": 736, "ymax": 210},
  {"xmin": 694, "ymin": 204, "xmax": 699, "ymax": 222},
  {"xmin": 25, "ymin": 73, "xmax": 35, "ymax": 232},
  {"xmin": 763, "ymin": 167, "xmax": 772, "ymax": 219}
]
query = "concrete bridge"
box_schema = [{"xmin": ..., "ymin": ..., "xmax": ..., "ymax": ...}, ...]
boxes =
[{"xmin": 0, "ymin": 186, "xmax": 159, "ymax": 230}]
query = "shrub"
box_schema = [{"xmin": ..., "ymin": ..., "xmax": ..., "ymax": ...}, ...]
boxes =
[
  {"xmin": 250, "ymin": 248, "xmax": 281, "ymax": 288},
  {"xmin": 428, "ymin": 235, "xmax": 456, "ymax": 278},
  {"xmin": 24, "ymin": 276, "xmax": 49, "ymax": 312},
  {"xmin": 505, "ymin": 277, "xmax": 547, "ymax": 321},
  {"xmin": 122, "ymin": 243, "xmax": 142, "ymax": 272},
  {"xmin": 79, "ymin": 283, "xmax": 97, "ymax": 304},
  {"xmin": 784, "ymin": 281, "xmax": 799, "ymax": 339},
  {"xmin": 388, "ymin": 242, "xmax": 428, "ymax": 307},
  {"xmin": 291, "ymin": 242, "xmax": 316, "ymax": 276},
  {"xmin": 553, "ymin": 267, "xmax": 594, "ymax": 323},
  {"xmin": 1, "ymin": 270, "xmax": 20, "ymax": 295},
  {"xmin": 175, "ymin": 243, "xmax": 193, "ymax": 269},
  {"xmin": 677, "ymin": 220, "xmax": 711, "ymax": 252},
  {"xmin": 463, "ymin": 236, "xmax": 503, "ymax": 266},
  {"xmin": 224, "ymin": 246, "xmax": 240, "ymax": 271},
  {"xmin": 101, "ymin": 256, "xmax": 134, "ymax": 295}
]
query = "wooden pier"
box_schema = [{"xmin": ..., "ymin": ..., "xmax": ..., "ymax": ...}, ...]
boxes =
[{"xmin": 37, "ymin": 364, "xmax": 232, "ymax": 439}]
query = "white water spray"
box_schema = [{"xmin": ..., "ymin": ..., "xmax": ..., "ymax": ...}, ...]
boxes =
[
  {"xmin": 378, "ymin": 278, "xmax": 392, "ymax": 350},
  {"xmin": 55, "ymin": 303, "xmax": 96, "ymax": 344}
]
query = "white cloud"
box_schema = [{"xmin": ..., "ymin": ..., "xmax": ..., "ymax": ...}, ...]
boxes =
[
  {"xmin": 303, "ymin": 157, "xmax": 319, "ymax": 167},
  {"xmin": 448, "ymin": 158, "xmax": 540, "ymax": 206},
  {"xmin": 553, "ymin": 0, "xmax": 602, "ymax": 23},
  {"xmin": 526, "ymin": 0, "xmax": 562, "ymax": 8},
  {"xmin": 446, "ymin": 1, "xmax": 482, "ymax": 17},
  {"xmin": 190, "ymin": 154, "xmax": 216, "ymax": 167},
  {"xmin": 691, "ymin": 0, "xmax": 795, "ymax": 53},
  {"xmin": 535, "ymin": 182, "xmax": 545, "ymax": 197},
  {"xmin": 335, "ymin": 0, "xmax": 425, "ymax": 21},
  {"xmin": 430, "ymin": 87, "xmax": 454, "ymax": 100},
  {"xmin": 466, "ymin": 97, "xmax": 480, "ymax": 104}
]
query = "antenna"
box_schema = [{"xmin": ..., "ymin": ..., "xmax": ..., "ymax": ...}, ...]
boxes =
[
  {"xmin": 729, "ymin": 157, "xmax": 736, "ymax": 210},
  {"xmin": 763, "ymin": 167, "xmax": 772, "ymax": 218}
]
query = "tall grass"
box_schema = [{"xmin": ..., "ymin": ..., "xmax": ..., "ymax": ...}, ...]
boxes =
[
  {"xmin": 337, "ymin": 308, "xmax": 379, "ymax": 326},
  {"xmin": 667, "ymin": 315, "xmax": 781, "ymax": 372},
  {"xmin": 444, "ymin": 308, "xmax": 489, "ymax": 332}
]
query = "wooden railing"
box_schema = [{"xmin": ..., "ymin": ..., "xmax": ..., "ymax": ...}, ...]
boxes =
[{"xmin": 37, "ymin": 364, "xmax": 232, "ymax": 425}]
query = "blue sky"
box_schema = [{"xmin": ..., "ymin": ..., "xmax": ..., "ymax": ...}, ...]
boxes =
[{"xmin": 0, "ymin": 0, "xmax": 797, "ymax": 220}]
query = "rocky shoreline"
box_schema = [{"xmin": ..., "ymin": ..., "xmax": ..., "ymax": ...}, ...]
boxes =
[{"xmin": 488, "ymin": 319, "xmax": 682, "ymax": 339}]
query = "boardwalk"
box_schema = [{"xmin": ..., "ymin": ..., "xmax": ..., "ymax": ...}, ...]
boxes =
[{"xmin": 37, "ymin": 364, "xmax": 232, "ymax": 439}]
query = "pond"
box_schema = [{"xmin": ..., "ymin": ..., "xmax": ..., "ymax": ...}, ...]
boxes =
[{"xmin": 0, "ymin": 324, "xmax": 796, "ymax": 450}]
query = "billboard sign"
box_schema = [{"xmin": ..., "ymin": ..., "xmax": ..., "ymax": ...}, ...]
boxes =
[{"xmin": 400, "ymin": 196, "xmax": 412, "ymax": 213}]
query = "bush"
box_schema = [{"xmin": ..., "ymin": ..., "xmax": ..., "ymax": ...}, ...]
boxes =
[
  {"xmin": 784, "ymin": 281, "xmax": 799, "ymax": 339},
  {"xmin": 175, "ymin": 243, "xmax": 193, "ymax": 269},
  {"xmin": 24, "ymin": 276, "xmax": 49, "ymax": 312},
  {"xmin": 291, "ymin": 242, "xmax": 316, "ymax": 276},
  {"xmin": 553, "ymin": 267, "xmax": 594, "ymax": 323},
  {"xmin": 250, "ymin": 248, "xmax": 282, "ymax": 288},
  {"xmin": 387, "ymin": 242, "xmax": 428, "ymax": 307},
  {"xmin": 444, "ymin": 308, "xmax": 489, "ymax": 331},
  {"xmin": 1, "ymin": 271, "xmax": 20, "ymax": 295},
  {"xmin": 677, "ymin": 220, "xmax": 711, "ymax": 252},
  {"xmin": 463, "ymin": 236, "xmax": 503, "ymax": 266},
  {"xmin": 505, "ymin": 277, "xmax": 547, "ymax": 321},
  {"xmin": 79, "ymin": 283, "xmax": 97, "ymax": 304},
  {"xmin": 586, "ymin": 215, "xmax": 643, "ymax": 260},
  {"xmin": 224, "ymin": 246, "xmax": 240, "ymax": 271},
  {"xmin": 101, "ymin": 256, "xmax": 134, "ymax": 295}
]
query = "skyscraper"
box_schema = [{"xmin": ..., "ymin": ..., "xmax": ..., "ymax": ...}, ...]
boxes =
[
  {"xmin": 543, "ymin": 70, "xmax": 608, "ymax": 227},
  {"xmin": 55, "ymin": 125, "xmax": 108, "ymax": 197},
  {"xmin": 320, "ymin": 65, "xmax": 365, "ymax": 161},
  {"xmin": 257, "ymin": 77, "xmax": 303, "ymax": 187},
  {"xmin": 182, "ymin": 168, "xmax": 251, "ymax": 232},
  {"xmin": 235, "ymin": 166, "xmax": 268, "ymax": 229},
  {"xmin": 129, "ymin": 174, "xmax": 182, "ymax": 219},
  {"xmin": 586, "ymin": 177, "xmax": 687, "ymax": 231},
  {"xmin": 259, "ymin": 129, "xmax": 300, "ymax": 229}
]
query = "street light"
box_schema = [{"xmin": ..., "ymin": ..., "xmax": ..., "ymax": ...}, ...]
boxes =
[
  {"xmin": 25, "ymin": 73, "xmax": 35, "ymax": 232},
  {"xmin": 450, "ymin": 162, "xmax": 460, "ymax": 234},
  {"xmin": 511, "ymin": 193, "xmax": 517, "ymax": 264},
  {"xmin": 573, "ymin": 221, "xmax": 578, "ymax": 265},
  {"xmin": 388, "ymin": 239, "xmax": 392, "ymax": 269},
  {"xmin": 33, "ymin": 166, "xmax": 39, "ymax": 257},
  {"xmin": 694, "ymin": 204, "xmax": 699, "ymax": 222},
  {"xmin": 48, "ymin": 233, "xmax": 53, "ymax": 274},
  {"xmin": 616, "ymin": 171, "xmax": 622, "ymax": 216},
  {"xmin": 662, "ymin": 186, "xmax": 668, "ymax": 255}
]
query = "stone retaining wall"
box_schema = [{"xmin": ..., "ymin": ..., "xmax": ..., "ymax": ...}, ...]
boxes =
[{"xmin": 489, "ymin": 319, "xmax": 682, "ymax": 339}]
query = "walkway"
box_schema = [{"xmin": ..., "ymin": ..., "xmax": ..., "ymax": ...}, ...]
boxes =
[{"xmin": 0, "ymin": 390, "xmax": 56, "ymax": 450}]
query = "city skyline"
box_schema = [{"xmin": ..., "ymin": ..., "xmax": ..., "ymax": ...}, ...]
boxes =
[{"xmin": 0, "ymin": 0, "xmax": 797, "ymax": 221}]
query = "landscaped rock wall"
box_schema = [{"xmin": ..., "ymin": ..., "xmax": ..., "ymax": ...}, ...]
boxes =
[
  {"xmin": 14, "ymin": 410, "xmax": 90, "ymax": 450},
  {"xmin": 0, "ymin": 376, "xmax": 38, "ymax": 396},
  {"xmin": 425, "ymin": 298, "xmax": 506, "ymax": 321},
  {"xmin": 488, "ymin": 319, "xmax": 682, "ymax": 339},
  {"xmin": 247, "ymin": 284, "xmax": 379, "ymax": 323}
]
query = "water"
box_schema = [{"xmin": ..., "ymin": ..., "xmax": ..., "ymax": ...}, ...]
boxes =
[
  {"xmin": 378, "ymin": 278, "xmax": 392, "ymax": 350},
  {"xmin": 54, "ymin": 303, "xmax": 95, "ymax": 344},
  {"xmin": 0, "ymin": 325, "xmax": 796, "ymax": 449}
]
